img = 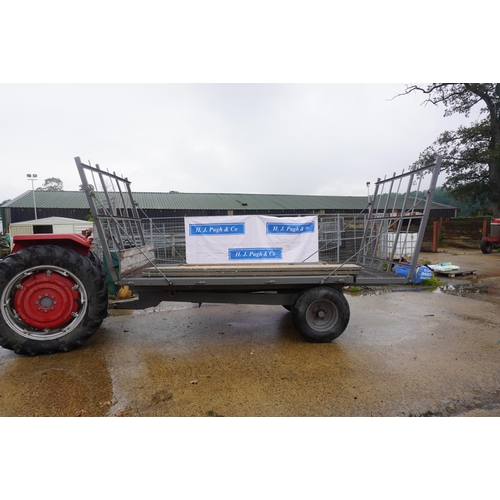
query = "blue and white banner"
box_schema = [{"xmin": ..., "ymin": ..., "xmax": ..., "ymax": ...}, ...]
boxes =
[{"xmin": 185, "ymin": 215, "xmax": 318, "ymax": 264}]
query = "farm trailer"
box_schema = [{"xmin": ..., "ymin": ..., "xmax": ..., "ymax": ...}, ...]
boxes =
[{"xmin": 0, "ymin": 156, "xmax": 441, "ymax": 355}]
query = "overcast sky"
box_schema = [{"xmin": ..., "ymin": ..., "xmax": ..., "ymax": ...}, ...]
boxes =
[
  {"xmin": 0, "ymin": 83, "xmax": 480, "ymax": 205},
  {"xmin": 0, "ymin": 2, "xmax": 489, "ymax": 206}
]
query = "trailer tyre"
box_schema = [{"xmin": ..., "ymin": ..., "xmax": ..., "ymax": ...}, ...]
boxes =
[
  {"xmin": 292, "ymin": 287, "xmax": 350, "ymax": 343},
  {"xmin": 0, "ymin": 245, "xmax": 108, "ymax": 355},
  {"xmin": 480, "ymin": 238, "xmax": 493, "ymax": 254}
]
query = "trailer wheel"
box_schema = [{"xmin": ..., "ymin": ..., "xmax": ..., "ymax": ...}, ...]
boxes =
[
  {"xmin": 0, "ymin": 245, "xmax": 108, "ymax": 355},
  {"xmin": 292, "ymin": 287, "xmax": 350, "ymax": 343},
  {"xmin": 480, "ymin": 238, "xmax": 493, "ymax": 254}
]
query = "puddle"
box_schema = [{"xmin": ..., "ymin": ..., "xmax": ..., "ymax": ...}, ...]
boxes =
[
  {"xmin": 434, "ymin": 283, "xmax": 499, "ymax": 299},
  {"xmin": 347, "ymin": 282, "xmax": 500, "ymax": 299},
  {"xmin": 132, "ymin": 302, "xmax": 192, "ymax": 315},
  {"xmin": 345, "ymin": 287, "xmax": 393, "ymax": 297}
]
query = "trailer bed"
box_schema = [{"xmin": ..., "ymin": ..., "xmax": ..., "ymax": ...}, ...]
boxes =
[
  {"xmin": 117, "ymin": 262, "xmax": 359, "ymax": 289},
  {"xmin": 116, "ymin": 261, "xmax": 410, "ymax": 290},
  {"xmin": 135, "ymin": 262, "xmax": 361, "ymax": 277}
]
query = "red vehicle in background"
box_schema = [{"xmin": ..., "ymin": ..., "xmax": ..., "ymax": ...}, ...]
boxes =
[{"xmin": 480, "ymin": 218, "xmax": 500, "ymax": 253}]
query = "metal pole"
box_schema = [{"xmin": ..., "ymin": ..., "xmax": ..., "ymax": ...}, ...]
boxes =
[{"xmin": 27, "ymin": 174, "xmax": 37, "ymax": 219}]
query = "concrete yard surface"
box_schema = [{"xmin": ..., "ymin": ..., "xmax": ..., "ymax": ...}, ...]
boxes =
[{"xmin": 0, "ymin": 247, "xmax": 499, "ymax": 417}]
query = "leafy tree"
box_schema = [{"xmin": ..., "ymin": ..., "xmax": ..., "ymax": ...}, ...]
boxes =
[
  {"xmin": 428, "ymin": 187, "xmax": 485, "ymax": 217},
  {"xmin": 79, "ymin": 183, "xmax": 95, "ymax": 192},
  {"xmin": 380, "ymin": 188, "xmax": 483, "ymax": 217},
  {"xmin": 37, "ymin": 177, "xmax": 64, "ymax": 191},
  {"xmin": 398, "ymin": 84, "xmax": 500, "ymax": 217},
  {"xmin": 0, "ymin": 199, "xmax": 10, "ymax": 233}
]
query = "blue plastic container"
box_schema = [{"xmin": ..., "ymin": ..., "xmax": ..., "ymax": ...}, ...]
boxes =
[{"xmin": 393, "ymin": 263, "xmax": 434, "ymax": 284}]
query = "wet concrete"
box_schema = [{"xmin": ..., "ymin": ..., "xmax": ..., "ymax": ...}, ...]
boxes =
[
  {"xmin": 423, "ymin": 247, "xmax": 500, "ymax": 305},
  {"xmin": 0, "ymin": 348, "xmax": 114, "ymax": 417},
  {"xmin": 0, "ymin": 247, "xmax": 499, "ymax": 417}
]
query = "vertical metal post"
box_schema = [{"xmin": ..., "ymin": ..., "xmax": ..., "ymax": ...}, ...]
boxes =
[
  {"xmin": 336, "ymin": 214, "xmax": 340, "ymax": 263},
  {"xmin": 32, "ymin": 185, "xmax": 37, "ymax": 220},
  {"xmin": 94, "ymin": 164, "xmax": 125, "ymax": 249},
  {"xmin": 405, "ymin": 156, "xmax": 442, "ymax": 279},
  {"xmin": 27, "ymin": 174, "xmax": 38, "ymax": 219}
]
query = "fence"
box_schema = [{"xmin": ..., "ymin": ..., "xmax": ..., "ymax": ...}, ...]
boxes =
[
  {"xmin": 92, "ymin": 212, "xmax": 428, "ymax": 268},
  {"xmin": 137, "ymin": 214, "xmax": 368, "ymax": 264},
  {"xmin": 92, "ymin": 214, "xmax": 494, "ymax": 264},
  {"xmin": 422, "ymin": 217, "xmax": 489, "ymax": 251},
  {"xmin": 93, "ymin": 213, "xmax": 375, "ymax": 266}
]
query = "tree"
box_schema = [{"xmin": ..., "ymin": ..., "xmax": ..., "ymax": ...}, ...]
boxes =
[
  {"xmin": 37, "ymin": 177, "xmax": 64, "ymax": 191},
  {"xmin": 79, "ymin": 183, "xmax": 95, "ymax": 192},
  {"xmin": 0, "ymin": 199, "xmax": 10, "ymax": 233},
  {"xmin": 398, "ymin": 84, "xmax": 500, "ymax": 217},
  {"xmin": 418, "ymin": 187, "xmax": 483, "ymax": 217}
]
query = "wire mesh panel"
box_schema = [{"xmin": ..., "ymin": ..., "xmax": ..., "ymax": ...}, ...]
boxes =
[
  {"xmin": 141, "ymin": 217, "xmax": 186, "ymax": 264},
  {"xmin": 93, "ymin": 214, "xmax": 366, "ymax": 266},
  {"xmin": 317, "ymin": 214, "xmax": 367, "ymax": 264}
]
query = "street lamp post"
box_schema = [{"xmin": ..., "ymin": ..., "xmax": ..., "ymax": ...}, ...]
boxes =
[{"xmin": 27, "ymin": 174, "xmax": 38, "ymax": 219}]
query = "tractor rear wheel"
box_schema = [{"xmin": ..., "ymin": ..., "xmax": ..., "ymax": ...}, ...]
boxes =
[{"xmin": 0, "ymin": 245, "xmax": 108, "ymax": 355}]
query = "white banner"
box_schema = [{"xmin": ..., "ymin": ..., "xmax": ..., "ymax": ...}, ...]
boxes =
[{"xmin": 185, "ymin": 215, "xmax": 319, "ymax": 264}]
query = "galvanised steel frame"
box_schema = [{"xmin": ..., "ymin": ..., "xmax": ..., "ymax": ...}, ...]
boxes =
[
  {"xmin": 76, "ymin": 156, "xmax": 442, "ymax": 308},
  {"xmin": 355, "ymin": 157, "xmax": 442, "ymax": 285}
]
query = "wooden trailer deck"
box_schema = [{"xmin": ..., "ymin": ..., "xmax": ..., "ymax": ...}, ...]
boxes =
[{"xmin": 137, "ymin": 262, "xmax": 361, "ymax": 278}]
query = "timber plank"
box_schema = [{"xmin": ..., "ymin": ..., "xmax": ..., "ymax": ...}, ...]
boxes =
[{"xmin": 139, "ymin": 262, "xmax": 360, "ymax": 278}]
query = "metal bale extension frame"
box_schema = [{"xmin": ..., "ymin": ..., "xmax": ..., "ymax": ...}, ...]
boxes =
[
  {"xmin": 355, "ymin": 156, "xmax": 442, "ymax": 285},
  {"xmin": 75, "ymin": 156, "xmax": 442, "ymax": 343}
]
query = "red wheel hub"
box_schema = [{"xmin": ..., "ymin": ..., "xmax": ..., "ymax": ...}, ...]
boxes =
[{"xmin": 13, "ymin": 270, "xmax": 80, "ymax": 329}]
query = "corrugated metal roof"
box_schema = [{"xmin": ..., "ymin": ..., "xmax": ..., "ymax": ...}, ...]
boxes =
[
  {"xmin": 3, "ymin": 191, "xmax": 91, "ymax": 209},
  {"xmin": 1, "ymin": 190, "xmax": 456, "ymax": 211},
  {"xmin": 131, "ymin": 192, "xmax": 374, "ymax": 211}
]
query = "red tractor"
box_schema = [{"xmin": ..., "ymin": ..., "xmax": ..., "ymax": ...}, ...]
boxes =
[{"xmin": 480, "ymin": 218, "xmax": 500, "ymax": 254}]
